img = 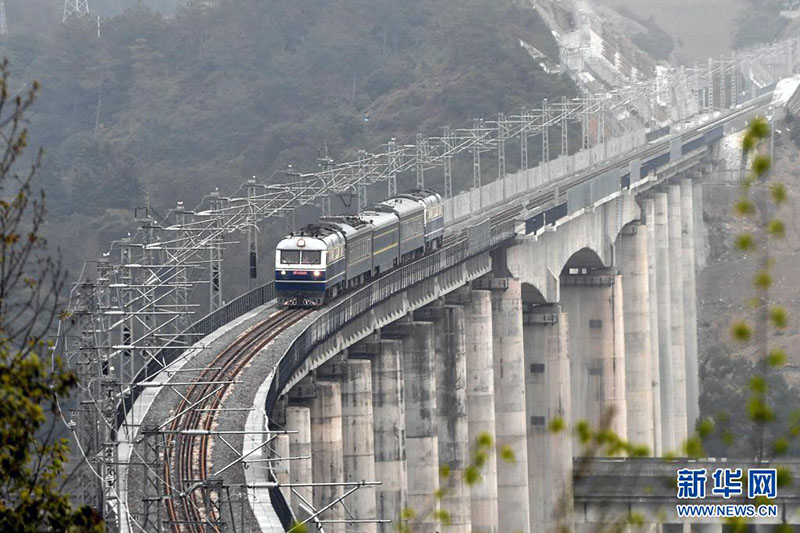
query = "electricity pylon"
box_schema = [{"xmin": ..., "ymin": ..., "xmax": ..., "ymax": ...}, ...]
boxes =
[{"xmin": 63, "ymin": 0, "xmax": 90, "ymax": 23}]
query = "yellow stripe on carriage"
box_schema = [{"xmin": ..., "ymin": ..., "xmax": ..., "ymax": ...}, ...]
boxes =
[{"xmin": 373, "ymin": 242, "xmax": 398, "ymax": 255}]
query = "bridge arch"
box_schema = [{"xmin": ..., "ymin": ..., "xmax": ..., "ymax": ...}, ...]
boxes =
[
  {"xmin": 521, "ymin": 282, "xmax": 548, "ymax": 305},
  {"xmin": 561, "ymin": 246, "xmax": 606, "ymax": 272},
  {"xmin": 505, "ymin": 194, "xmax": 641, "ymax": 302}
]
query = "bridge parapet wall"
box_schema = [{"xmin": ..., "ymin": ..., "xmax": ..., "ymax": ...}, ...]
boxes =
[{"xmin": 444, "ymin": 129, "xmax": 646, "ymax": 225}]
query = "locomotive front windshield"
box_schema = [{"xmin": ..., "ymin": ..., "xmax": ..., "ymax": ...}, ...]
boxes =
[
  {"xmin": 280, "ymin": 251, "xmax": 301, "ymax": 264},
  {"xmin": 279, "ymin": 250, "xmax": 322, "ymax": 265},
  {"xmin": 300, "ymin": 251, "xmax": 321, "ymax": 264}
]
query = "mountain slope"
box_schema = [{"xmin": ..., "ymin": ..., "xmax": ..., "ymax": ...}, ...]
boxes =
[{"xmin": 0, "ymin": 0, "xmax": 575, "ymax": 294}]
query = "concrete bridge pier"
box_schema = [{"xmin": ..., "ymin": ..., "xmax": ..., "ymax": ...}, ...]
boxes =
[
  {"xmin": 692, "ymin": 177, "xmax": 708, "ymax": 271},
  {"xmin": 618, "ymin": 222, "xmax": 656, "ymax": 451},
  {"xmin": 395, "ymin": 321, "xmax": 440, "ymax": 532},
  {"xmin": 522, "ymin": 301, "xmax": 573, "ymax": 531},
  {"xmin": 480, "ymin": 276, "xmax": 532, "ymax": 532},
  {"xmin": 561, "ymin": 269, "xmax": 627, "ymax": 438},
  {"xmin": 461, "ymin": 288, "xmax": 499, "ymax": 532},
  {"xmin": 286, "ymin": 404, "xmax": 313, "ymax": 519},
  {"xmin": 654, "ymin": 191, "xmax": 675, "ymax": 453},
  {"xmin": 351, "ymin": 338, "xmax": 407, "ymax": 533},
  {"xmin": 309, "ymin": 380, "xmax": 345, "ymax": 533},
  {"xmin": 643, "ymin": 198, "xmax": 663, "ymax": 456},
  {"xmin": 418, "ymin": 302, "xmax": 472, "ymax": 533},
  {"xmin": 681, "ymin": 178, "xmax": 700, "ymax": 433},
  {"xmin": 340, "ymin": 358, "xmax": 378, "ymax": 533},
  {"xmin": 668, "ymin": 183, "xmax": 688, "ymax": 446},
  {"xmin": 270, "ymin": 431, "xmax": 292, "ymax": 505}
]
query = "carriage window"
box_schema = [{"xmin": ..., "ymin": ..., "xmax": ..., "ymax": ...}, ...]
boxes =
[
  {"xmin": 280, "ymin": 250, "xmax": 301, "ymax": 264},
  {"xmin": 301, "ymin": 251, "xmax": 322, "ymax": 264}
]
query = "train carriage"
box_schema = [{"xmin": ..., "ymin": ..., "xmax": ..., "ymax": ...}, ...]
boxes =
[
  {"xmin": 401, "ymin": 189, "xmax": 444, "ymax": 250},
  {"xmin": 321, "ymin": 216, "xmax": 375, "ymax": 288},
  {"xmin": 361, "ymin": 208, "xmax": 400, "ymax": 275},
  {"xmin": 375, "ymin": 196, "xmax": 425, "ymax": 260}
]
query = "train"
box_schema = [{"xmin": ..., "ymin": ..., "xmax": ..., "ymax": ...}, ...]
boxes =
[{"xmin": 275, "ymin": 189, "xmax": 445, "ymax": 307}]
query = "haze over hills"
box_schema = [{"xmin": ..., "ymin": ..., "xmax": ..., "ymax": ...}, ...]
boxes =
[
  {"xmin": 0, "ymin": 0, "xmax": 574, "ymax": 298},
  {"xmin": 594, "ymin": 0, "xmax": 788, "ymax": 64},
  {"xmin": 4, "ymin": 0, "xmax": 181, "ymax": 33}
]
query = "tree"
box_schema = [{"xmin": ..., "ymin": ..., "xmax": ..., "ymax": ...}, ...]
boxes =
[{"xmin": 0, "ymin": 59, "xmax": 102, "ymax": 531}]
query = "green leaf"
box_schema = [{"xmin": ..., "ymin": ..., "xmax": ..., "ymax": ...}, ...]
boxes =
[
  {"xmin": 749, "ymin": 116, "xmax": 770, "ymax": 140},
  {"xmin": 749, "ymin": 375, "xmax": 767, "ymax": 394},
  {"xmin": 734, "ymin": 197, "xmax": 755, "ymax": 216},
  {"xmin": 752, "ymin": 154, "xmax": 771, "ymax": 176},
  {"xmin": 722, "ymin": 430, "xmax": 735, "ymax": 446},
  {"xmin": 697, "ymin": 418, "xmax": 714, "ymax": 439},
  {"xmin": 747, "ymin": 396, "xmax": 775, "ymax": 423},
  {"xmin": 548, "ymin": 416, "xmax": 565, "ymax": 433},
  {"xmin": 476, "ymin": 432, "xmax": 493, "ymax": 449},
  {"xmin": 767, "ymin": 219, "xmax": 786, "ymax": 238},
  {"xmin": 770, "ymin": 306, "xmax": 789, "ymax": 329},
  {"xmin": 742, "ymin": 133, "xmax": 756, "ymax": 152},
  {"xmin": 771, "ymin": 182, "xmax": 788, "ymax": 205},
  {"xmin": 754, "ymin": 270, "xmax": 772, "ymax": 289},
  {"xmin": 576, "ymin": 420, "xmax": 591, "ymax": 444},
  {"xmin": 768, "ymin": 348, "xmax": 787, "ymax": 367},
  {"xmin": 734, "ymin": 233, "xmax": 755, "ymax": 252},
  {"xmin": 464, "ymin": 465, "xmax": 481, "ymax": 486},
  {"xmin": 774, "ymin": 437, "xmax": 789, "ymax": 455},
  {"xmin": 683, "ymin": 436, "xmax": 705, "ymax": 458},
  {"xmin": 434, "ymin": 509, "xmax": 452, "ymax": 526},
  {"xmin": 731, "ymin": 321, "xmax": 753, "ymax": 342},
  {"xmin": 628, "ymin": 444, "xmax": 650, "ymax": 457},
  {"xmin": 473, "ymin": 449, "xmax": 488, "ymax": 468},
  {"xmin": 499, "ymin": 444, "xmax": 516, "ymax": 464}
]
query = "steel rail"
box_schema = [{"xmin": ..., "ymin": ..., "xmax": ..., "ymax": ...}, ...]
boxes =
[{"xmin": 161, "ymin": 308, "xmax": 310, "ymax": 532}]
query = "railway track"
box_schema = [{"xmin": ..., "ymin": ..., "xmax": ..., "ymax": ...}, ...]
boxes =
[{"xmin": 162, "ymin": 307, "xmax": 311, "ymax": 532}]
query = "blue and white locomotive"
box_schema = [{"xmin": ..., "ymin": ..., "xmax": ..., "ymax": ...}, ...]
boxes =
[{"xmin": 275, "ymin": 189, "xmax": 444, "ymax": 307}]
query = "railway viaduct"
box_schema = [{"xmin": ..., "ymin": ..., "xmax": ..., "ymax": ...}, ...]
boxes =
[
  {"xmin": 74, "ymin": 42, "xmax": 800, "ymax": 533},
  {"xmin": 257, "ymin": 157, "xmax": 719, "ymax": 533},
  {"xmin": 111, "ymin": 76, "xmax": 800, "ymax": 533}
]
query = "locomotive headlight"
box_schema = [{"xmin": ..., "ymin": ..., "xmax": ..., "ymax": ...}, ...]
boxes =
[
  {"xmin": 297, "ymin": 238, "xmax": 306, "ymax": 247},
  {"xmin": 313, "ymin": 271, "xmax": 321, "ymax": 278},
  {"xmin": 281, "ymin": 270, "xmax": 286, "ymax": 276}
]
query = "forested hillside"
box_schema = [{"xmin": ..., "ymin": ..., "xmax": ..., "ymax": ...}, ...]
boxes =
[{"xmin": 0, "ymin": 0, "xmax": 574, "ymax": 290}]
